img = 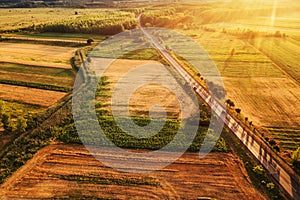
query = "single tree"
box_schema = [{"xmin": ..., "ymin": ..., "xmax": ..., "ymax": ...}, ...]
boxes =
[
  {"xmin": 225, "ymin": 99, "xmax": 235, "ymax": 108},
  {"xmin": 269, "ymin": 139, "xmax": 276, "ymax": 146},
  {"xmin": 230, "ymin": 48, "xmax": 235, "ymax": 57},
  {"xmin": 87, "ymin": 38, "xmax": 94, "ymax": 45},
  {"xmin": 235, "ymin": 108, "xmax": 241, "ymax": 114},
  {"xmin": 274, "ymin": 30, "xmax": 281, "ymax": 38}
]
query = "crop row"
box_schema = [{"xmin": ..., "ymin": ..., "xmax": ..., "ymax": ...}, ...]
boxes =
[
  {"xmin": 58, "ymin": 174, "xmax": 159, "ymax": 187},
  {"xmin": 269, "ymin": 129, "xmax": 300, "ymax": 151}
]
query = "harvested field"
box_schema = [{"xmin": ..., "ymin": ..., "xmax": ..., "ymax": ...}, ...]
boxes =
[
  {"xmin": 0, "ymin": 70, "xmax": 74, "ymax": 88},
  {"xmin": 179, "ymin": 31, "xmax": 300, "ymax": 128},
  {"xmin": 0, "ymin": 43, "xmax": 75, "ymax": 69},
  {"xmin": 223, "ymin": 77, "xmax": 300, "ymax": 128},
  {"xmin": 0, "ymin": 70, "xmax": 74, "ymax": 87},
  {"xmin": 0, "ymin": 84, "xmax": 66, "ymax": 107},
  {"xmin": 93, "ymin": 59, "xmax": 184, "ymax": 119},
  {"xmin": 0, "ymin": 144, "xmax": 265, "ymax": 200}
]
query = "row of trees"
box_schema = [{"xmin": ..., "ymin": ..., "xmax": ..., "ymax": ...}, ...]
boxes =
[
  {"xmin": 225, "ymin": 99, "xmax": 283, "ymax": 153},
  {"xmin": 219, "ymin": 27, "xmax": 287, "ymax": 40}
]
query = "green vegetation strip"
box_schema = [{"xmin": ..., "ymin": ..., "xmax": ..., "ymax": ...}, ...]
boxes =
[
  {"xmin": 57, "ymin": 174, "xmax": 159, "ymax": 186},
  {"xmin": 0, "ymin": 62, "xmax": 74, "ymax": 77},
  {"xmin": 58, "ymin": 115, "xmax": 228, "ymax": 153},
  {"xmin": 0, "ymin": 79, "xmax": 71, "ymax": 92},
  {"xmin": 0, "ymin": 95, "xmax": 72, "ymax": 184},
  {"xmin": 34, "ymin": 11, "xmax": 137, "ymax": 35},
  {"xmin": 0, "ymin": 38, "xmax": 86, "ymax": 47}
]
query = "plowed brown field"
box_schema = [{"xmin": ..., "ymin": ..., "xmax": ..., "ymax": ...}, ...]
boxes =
[{"xmin": 0, "ymin": 144, "xmax": 265, "ymax": 200}]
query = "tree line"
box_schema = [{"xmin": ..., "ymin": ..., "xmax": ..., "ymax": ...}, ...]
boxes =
[
  {"xmin": 140, "ymin": 8, "xmax": 194, "ymax": 29},
  {"xmin": 31, "ymin": 11, "xmax": 137, "ymax": 35}
]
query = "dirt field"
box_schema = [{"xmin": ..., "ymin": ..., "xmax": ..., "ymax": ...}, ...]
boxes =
[
  {"xmin": 94, "ymin": 59, "xmax": 184, "ymax": 119},
  {"xmin": 0, "ymin": 43, "xmax": 75, "ymax": 69},
  {"xmin": 0, "ymin": 84, "xmax": 66, "ymax": 107},
  {"xmin": 0, "ymin": 144, "xmax": 265, "ymax": 200}
]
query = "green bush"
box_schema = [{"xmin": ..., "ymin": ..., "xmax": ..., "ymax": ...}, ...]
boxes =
[{"xmin": 253, "ymin": 165, "xmax": 264, "ymax": 175}]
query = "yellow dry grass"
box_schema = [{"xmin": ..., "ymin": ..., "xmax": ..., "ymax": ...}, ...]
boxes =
[
  {"xmin": 0, "ymin": 42, "xmax": 75, "ymax": 69},
  {"xmin": 0, "ymin": 84, "xmax": 66, "ymax": 107},
  {"xmin": 223, "ymin": 77, "xmax": 300, "ymax": 128}
]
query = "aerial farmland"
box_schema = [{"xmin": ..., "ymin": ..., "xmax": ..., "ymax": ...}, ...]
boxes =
[{"xmin": 0, "ymin": 0, "xmax": 299, "ymax": 199}]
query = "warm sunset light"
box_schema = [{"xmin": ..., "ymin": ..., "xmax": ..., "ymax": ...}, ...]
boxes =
[
  {"xmin": 270, "ymin": 0, "xmax": 278, "ymax": 26},
  {"xmin": 0, "ymin": 0, "xmax": 299, "ymax": 199}
]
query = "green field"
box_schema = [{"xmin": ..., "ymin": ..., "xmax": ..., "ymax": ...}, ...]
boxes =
[
  {"xmin": 269, "ymin": 129, "xmax": 300, "ymax": 152},
  {"xmin": 171, "ymin": 30, "xmax": 286, "ymax": 78}
]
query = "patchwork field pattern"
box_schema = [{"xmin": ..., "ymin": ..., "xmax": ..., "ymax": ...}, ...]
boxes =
[{"xmin": 177, "ymin": 31, "xmax": 300, "ymax": 129}]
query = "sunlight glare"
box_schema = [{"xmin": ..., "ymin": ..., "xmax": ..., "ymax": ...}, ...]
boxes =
[{"xmin": 270, "ymin": 0, "xmax": 278, "ymax": 27}]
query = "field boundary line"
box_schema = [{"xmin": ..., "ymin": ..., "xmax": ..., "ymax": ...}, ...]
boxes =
[{"xmin": 1, "ymin": 36, "xmax": 86, "ymax": 44}]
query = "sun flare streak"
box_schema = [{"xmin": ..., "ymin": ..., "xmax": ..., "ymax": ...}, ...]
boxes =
[{"xmin": 271, "ymin": 0, "xmax": 278, "ymax": 27}]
